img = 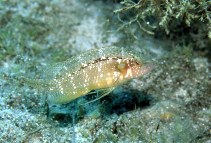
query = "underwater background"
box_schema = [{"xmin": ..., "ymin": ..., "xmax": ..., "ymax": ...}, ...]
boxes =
[{"xmin": 0, "ymin": 0, "xmax": 210, "ymax": 142}]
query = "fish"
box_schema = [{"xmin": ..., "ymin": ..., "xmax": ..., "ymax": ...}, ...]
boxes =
[{"xmin": 25, "ymin": 46, "xmax": 154, "ymax": 104}]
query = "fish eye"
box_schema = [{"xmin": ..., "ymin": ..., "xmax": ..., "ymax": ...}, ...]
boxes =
[{"xmin": 117, "ymin": 62, "xmax": 126, "ymax": 70}]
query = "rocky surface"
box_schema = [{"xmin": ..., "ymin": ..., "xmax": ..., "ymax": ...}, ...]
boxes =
[{"xmin": 0, "ymin": 0, "xmax": 210, "ymax": 143}]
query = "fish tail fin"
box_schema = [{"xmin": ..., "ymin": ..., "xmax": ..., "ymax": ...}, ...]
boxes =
[{"xmin": 18, "ymin": 76, "xmax": 50, "ymax": 90}]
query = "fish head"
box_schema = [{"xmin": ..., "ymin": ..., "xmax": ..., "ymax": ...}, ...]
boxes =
[{"xmin": 116, "ymin": 58, "xmax": 155, "ymax": 80}]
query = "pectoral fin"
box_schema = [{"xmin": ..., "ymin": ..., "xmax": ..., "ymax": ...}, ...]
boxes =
[{"xmin": 81, "ymin": 87, "xmax": 115, "ymax": 105}]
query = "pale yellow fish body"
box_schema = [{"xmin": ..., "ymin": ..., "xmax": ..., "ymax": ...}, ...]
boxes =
[{"xmin": 29, "ymin": 46, "xmax": 154, "ymax": 104}]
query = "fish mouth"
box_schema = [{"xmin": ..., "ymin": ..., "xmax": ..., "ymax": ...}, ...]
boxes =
[{"xmin": 139, "ymin": 61, "xmax": 156, "ymax": 76}]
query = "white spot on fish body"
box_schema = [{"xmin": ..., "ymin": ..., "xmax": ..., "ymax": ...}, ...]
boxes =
[
  {"xmin": 60, "ymin": 87, "xmax": 64, "ymax": 94},
  {"xmin": 101, "ymin": 56, "xmax": 106, "ymax": 60},
  {"xmin": 117, "ymin": 59, "xmax": 122, "ymax": 63},
  {"xmin": 113, "ymin": 71, "xmax": 119, "ymax": 79}
]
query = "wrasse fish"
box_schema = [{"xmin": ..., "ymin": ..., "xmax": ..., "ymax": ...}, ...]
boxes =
[{"xmin": 26, "ymin": 46, "xmax": 154, "ymax": 104}]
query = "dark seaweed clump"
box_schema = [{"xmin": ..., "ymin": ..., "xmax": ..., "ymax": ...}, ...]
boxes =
[{"xmin": 114, "ymin": 0, "xmax": 210, "ymax": 54}]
